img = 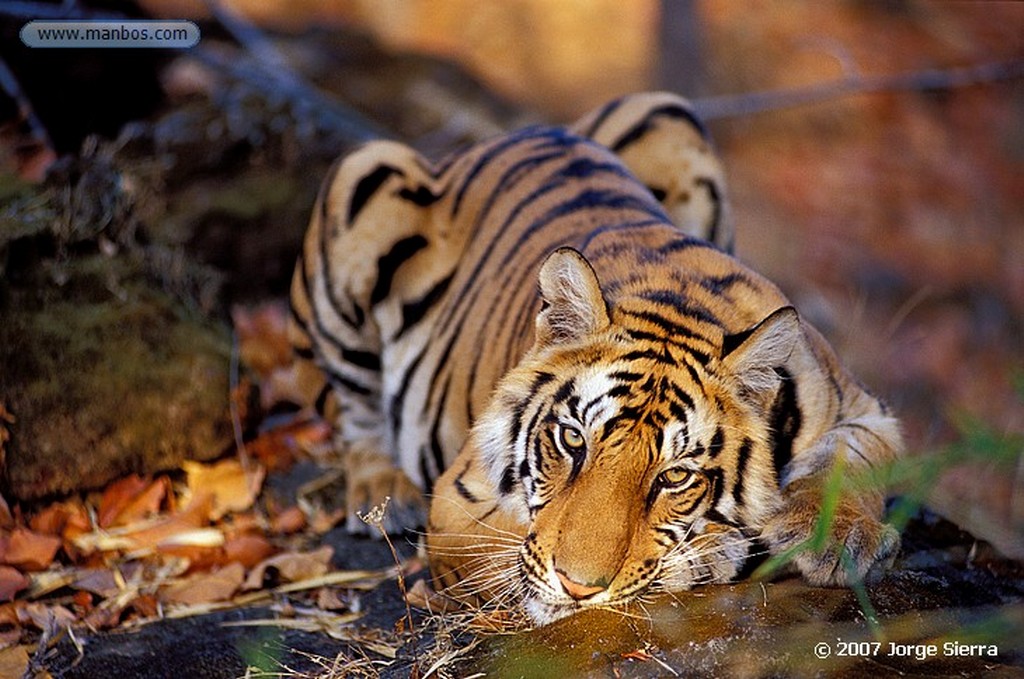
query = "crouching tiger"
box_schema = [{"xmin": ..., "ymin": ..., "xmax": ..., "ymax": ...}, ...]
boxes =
[{"xmin": 289, "ymin": 92, "xmax": 903, "ymax": 624}]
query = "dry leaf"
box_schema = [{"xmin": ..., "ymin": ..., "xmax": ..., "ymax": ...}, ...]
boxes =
[
  {"xmin": 2, "ymin": 528, "xmax": 61, "ymax": 570},
  {"xmin": 315, "ymin": 587, "xmax": 351, "ymax": 611},
  {"xmin": 161, "ymin": 562, "xmax": 245, "ymax": 606},
  {"xmin": 71, "ymin": 569, "xmax": 120, "ymax": 597},
  {"xmin": 0, "ymin": 645, "xmax": 30, "ymax": 679},
  {"xmin": 0, "ymin": 567, "xmax": 28, "ymax": 602},
  {"xmin": 223, "ymin": 534, "xmax": 276, "ymax": 569},
  {"xmin": 97, "ymin": 475, "xmax": 151, "ymax": 528},
  {"xmin": 242, "ymin": 546, "xmax": 333, "ymax": 591},
  {"xmin": 232, "ymin": 303, "xmax": 292, "ymax": 379},
  {"xmin": 251, "ymin": 417, "xmax": 332, "ymax": 471},
  {"xmin": 74, "ymin": 493, "xmax": 214, "ymax": 555},
  {"xmin": 270, "ymin": 506, "xmax": 306, "ymax": 534},
  {"xmin": 0, "ymin": 492, "xmax": 12, "ymax": 530},
  {"xmin": 183, "ymin": 459, "xmax": 265, "ymax": 521},
  {"xmin": 20, "ymin": 601, "xmax": 75, "ymax": 630},
  {"xmin": 111, "ymin": 477, "xmax": 171, "ymax": 527}
]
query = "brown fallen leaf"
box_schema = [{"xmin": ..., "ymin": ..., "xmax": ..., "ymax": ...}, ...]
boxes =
[
  {"xmin": 222, "ymin": 534, "xmax": 276, "ymax": 569},
  {"xmin": 247, "ymin": 418, "xmax": 330, "ymax": 471},
  {"xmin": 0, "ymin": 645, "xmax": 30, "ymax": 679},
  {"xmin": 0, "ymin": 567, "xmax": 28, "ymax": 602},
  {"xmin": 20, "ymin": 601, "xmax": 75, "ymax": 630},
  {"xmin": 0, "ymin": 491, "xmax": 12, "ymax": 530},
  {"xmin": 232, "ymin": 303, "xmax": 292, "ymax": 379},
  {"xmin": 2, "ymin": 528, "xmax": 61, "ymax": 571},
  {"xmin": 71, "ymin": 568, "xmax": 120, "ymax": 598},
  {"xmin": 183, "ymin": 459, "xmax": 265, "ymax": 521},
  {"xmin": 242, "ymin": 546, "xmax": 334, "ymax": 591},
  {"xmin": 110, "ymin": 477, "xmax": 171, "ymax": 527},
  {"xmin": 97, "ymin": 475, "xmax": 151, "ymax": 528},
  {"xmin": 73, "ymin": 492, "xmax": 215, "ymax": 556},
  {"xmin": 161, "ymin": 562, "xmax": 246, "ymax": 606},
  {"xmin": 270, "ymin": 506, "xmax": 306, "ymax": 535}
]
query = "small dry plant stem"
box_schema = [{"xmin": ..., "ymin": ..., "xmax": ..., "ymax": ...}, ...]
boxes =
[{"xmin": 358, "ymin": 496, "xmax": 415, "ymax": 635}]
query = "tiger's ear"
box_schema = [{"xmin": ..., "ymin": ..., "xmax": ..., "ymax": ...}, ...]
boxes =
[
  {"xmin": 535, "ymin": 247, "xmax": 610, "ymax": 346},
  {"xmin": 719, "ymin": 307, "xmax": 802, "ymax": 400}
]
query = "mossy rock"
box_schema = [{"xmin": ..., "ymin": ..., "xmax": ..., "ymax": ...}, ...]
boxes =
[{"xmin": 1, "ymin": 249, "xmax": 233, "ymax": 500}]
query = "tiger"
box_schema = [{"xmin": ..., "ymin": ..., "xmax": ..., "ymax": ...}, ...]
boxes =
[{"xmin": 289, "ymin": 92, "xmax": 903, "ymax": 625}]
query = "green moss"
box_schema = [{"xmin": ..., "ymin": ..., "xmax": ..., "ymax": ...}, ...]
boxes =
[{"xmin": 1, "ymin": 252, "xmax": 233, "ymax": 499}]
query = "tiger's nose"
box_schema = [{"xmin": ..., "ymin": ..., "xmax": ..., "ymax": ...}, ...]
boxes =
[{"xmin": 555, "ymin": 568, "xmax": 607, "ymax": 600}]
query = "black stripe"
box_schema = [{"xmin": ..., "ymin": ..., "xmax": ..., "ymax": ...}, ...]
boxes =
[
  {"xmin": 707, "ymin": 467, "xmax": 725, "ymax": 509},
  {"xmin": 429, "ymin": 375, "xmax": 452, "ymax": 478},
  {"xmin": 732, "ymin": 438, "xmax": 753, "ymax": 504},
  {"xmin": 332, "ymin": 373, "xmax": 373, "ymax": 397},
  {"xmin": 699, "ymin": 273, "xmax": 749, "ymax": 296},
  {"xmin": 553, "ymin": 378, "xmax": 576, "ymax": 404},
  {"xmin": 398, "ymin": 184, "xmax": 444, "ymax": 207},
  {"xmin": 580, "ymin": 96, "xmax": 623, "ymax": 138},
  {"xmin": 636, "ymin": 290, "xmax": 723, "ymax": 328},
  {"xmin": 609, "ymin": 103, "xmax": 710, "ymax": 153},
  {"xmin": 394, "ymin": 273, "xmax": 454, "ymax": 341},
  {"xmin": 708, "ymin": 427, "xmax": 725, "ymax": 459},
  {"xmin": 695, "ymin": 177, "xmax": 722, "ymax": 246},
  {"xmin": 451, "ymin": 126, "xmax": 552, "ymax": 218},
  {"xmin": 501, "ymin": 189, "xmax": 667, "ymax": 266},
  {"xmin": 389, "ymin": 346, "xmax": 429, "ymax": 446},
  {"xmin": 721, "ymin": 324, "xmax": 757, "ymax": 358},
  {"xmin": 294, "ymin": 345, "xmax": 315, "ymax": 360},
  {"xmin": 578, "ymin": 218, "xmax": 666, "ymax": 252},
  {"xmin": 349, "ymin": 164, "xmax": 404, "ymax": 223},
  {"xmin": 370, "ymin": 235, "xmax": 430, "ymax": 306},
  {"xmin": 314, "ymin": 383, "xmax": 332, "ymax": 416},
  {"xmin": 340, "ymin": 346, "xmax": 380, "ymax": 372},
  {"xmin": 499, "ymin": 464, "xmax": 517, "ymax": 495},
  {"xmin": 419, "ymin": 448, "xmax": 434, "ymax": 496},
  {"xmin": 619, "ymin": 347, "xmax": 674, "ymax": 365},
  {"xmin": 659, "ymin": 236, "xmax": 713, "ymax": 255},
  {"xmin": 317, "ymin": 158, "xmax": 343, "ymax": 226},
  {"xmin": 769, "ymin": 367, "xmax": 802, "ymax": 485},
  {"xmin": 454, "ymin": 463, "xmax": 481, "ymax": 503}
]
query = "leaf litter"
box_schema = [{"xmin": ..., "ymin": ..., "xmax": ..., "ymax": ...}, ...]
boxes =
[{"xmin": 0, "ymin": 302, "xmax": 419, "ymax": 676}]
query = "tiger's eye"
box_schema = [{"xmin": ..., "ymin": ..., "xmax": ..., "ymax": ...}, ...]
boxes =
[
  {"xmin": 559, "ymin": 425, "xmax": 586, "ymax": 451},
  {"xmin": 659, "ymin": 467, "xmax": 691, "ymax": 487}
]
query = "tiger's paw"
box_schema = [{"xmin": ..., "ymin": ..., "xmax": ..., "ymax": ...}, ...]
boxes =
[
  {"xmin": 344, "ymin": 449, "xmax": 426, "ymax": 536},
  {"xmin": 760, "ymin": 482, "xmax": 900, "ymax": 586}
]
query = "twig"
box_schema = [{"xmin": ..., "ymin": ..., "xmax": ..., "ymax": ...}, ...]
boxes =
[
  {"xmin": 358, "ymin": 498, "xmax": 416, "ymax": 636},
  {"xmin": 201, "ymin": 0, "xmax": 386, "ymax": 142},
  {"xmin": 693, "ymin": 59, "xmax": 1024, "ymax": 120},
  {"xmin": 0, "ymin": 56, "xmax": 53, "ymax": 151},
  {"xmin": 229, "ymin": 329, "xmax": 251, "ymax": 471}
]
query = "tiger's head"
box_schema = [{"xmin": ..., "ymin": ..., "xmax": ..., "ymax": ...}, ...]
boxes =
[{"xmin": 428, "ymin": 244, "xmax": 805, "ymax": 624}]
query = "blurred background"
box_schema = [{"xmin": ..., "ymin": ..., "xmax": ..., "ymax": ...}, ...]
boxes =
[{"xmin": 1, "ymin": 1, "xmax": 1022, "ymax": 554}]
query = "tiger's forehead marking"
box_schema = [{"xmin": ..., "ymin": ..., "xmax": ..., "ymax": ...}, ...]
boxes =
[{"xmin": 567, "ymin": 368, "xmax": 619, "ymax": 429}]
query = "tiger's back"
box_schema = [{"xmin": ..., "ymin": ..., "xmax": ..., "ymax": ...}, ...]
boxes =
[
  {"xmin": 290, "ymin": 92, "xmax": 902, "ymax": 624},
  {"xmin": 291, "ymin": 93, "xmax": 730, "ymax": 494}
]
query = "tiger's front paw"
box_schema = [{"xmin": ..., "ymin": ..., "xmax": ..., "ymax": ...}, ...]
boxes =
[
  {"xmin": 344, "ymin": 449, "xmax": 426, "ymax": 535},
  {"xmin": 760, "ymin": 482, "xmax": 900, "ymax": 586}
]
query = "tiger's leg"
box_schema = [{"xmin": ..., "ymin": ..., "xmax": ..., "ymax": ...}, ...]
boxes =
[
  {"xmin": 722, "ymin": 310, "xmax": 903, "ymax": 585},
  {"xmin": 760, "ymin": 387, "xmax": 904, "ymax": 585},
  {"xmin": 290, "ymin": 141, "xmax": 439, "ymax": 535},
  {"xmin": 570, "ymin": 91, "xmax": 733, "ymax": 252}
]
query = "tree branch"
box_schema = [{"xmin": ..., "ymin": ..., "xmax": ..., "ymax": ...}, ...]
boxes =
[{"xmin": 692, "ymin": 60, "xmax": 1024, "ymax": 120}]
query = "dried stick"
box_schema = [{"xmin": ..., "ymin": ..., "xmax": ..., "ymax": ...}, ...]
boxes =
[{"xmin": 693, "ymin": 59, "xmax": 1024, "ymax": 120}]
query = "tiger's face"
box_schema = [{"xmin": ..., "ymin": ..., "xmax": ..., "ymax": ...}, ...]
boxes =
[
  {"xmin": 497, "ymin": 355, "xmax": 752, "ymax": 621},
  {"xmin": 433, "ymin": 247, "xmax": 794, "ymax": 623}
]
